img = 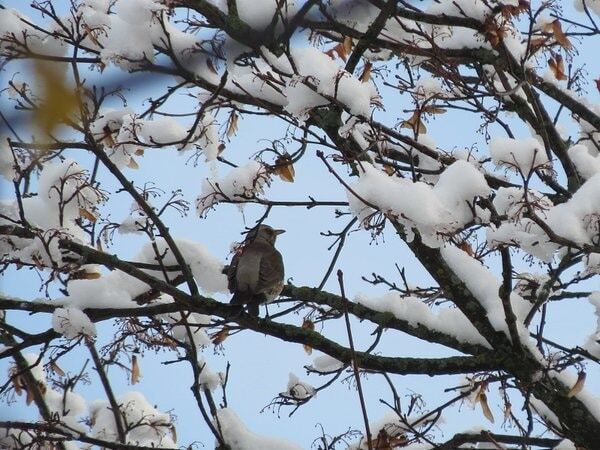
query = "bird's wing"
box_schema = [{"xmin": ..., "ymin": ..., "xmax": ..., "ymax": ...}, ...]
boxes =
[
  {"xmin": 255, "ymin": 245, "xmax": 284, "ymax": 295},
  {"xmin": 226, "ymin": 251, "xmax": 240, "ymax": 293}
]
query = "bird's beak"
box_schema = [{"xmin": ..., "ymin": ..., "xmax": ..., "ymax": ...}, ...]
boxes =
[{"xmin": 274, "ymin": 229, "xmax": 286, "ymax": 235}]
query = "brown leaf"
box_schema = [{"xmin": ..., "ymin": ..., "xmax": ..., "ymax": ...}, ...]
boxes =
[
  {"xmin": 503, "ymin": 401, "xmax": 512, "ymax": 421},
  {"xmin": 343, "ymin": 36, "xmax": 353, "ymax": 55},
  {"xmin": 551, "ymin": 20, "xmax": 572, "ymax": 50},
  {"xmin": 401, "ymin": 111, "xmax": 427, "ymax": 134},
  {"xmin": 548, "ymin": 54, "xmax": 567, "ymax": 81},
  {"xmin": 360, "ymin": 61, "xmax": 372, "ymax": 83},
  {"xmin": 382, "ymin": 164, "xmax": 395, "ymax": 176},
  {"xmin": 50, "ymin": 361, "xmax": 65, "ymax": 377},
  {"xmin": 595, "ymin": 79, "xmax": 600, "ymax": 93},
  {"xmin": 529, "ymin": 36, "xmax": 548, "ymax": 54},
  {"xmin": 226, "ymin": 111, "xmax": 239, "ymax": 138},
  {"xmin": 274, "ymin": 154, "xmax": 295, "ymax": 183},
  {"xmin": 135, "ymin": 148, "xmax": 145, "ymax": 156},
  {"xmin": 127, "ymin": 157, "xmax": 139, "ymax": 169},
  {"xmin": 12, "ymin": 375, "xmax": 23, "ymax": 396},
  {"xmin": 422, "ymin": 105, "xmax": 447, "ymax": 115},
  {"xmin": 71, "ymin": 267, "xmax": 102, "ymax": 280},
  {"xmin": 302, "ymin": 319, "xmax": 314, "ymax": 355},
  {"xmin": 457, "ymin": 241, "xmax": 474, "ymax": 256},
  {"xmin": 482, "ymin": 17, "xmax": 507, "ymax": 47},
  {"xmin": 131, "ymin": 355, "xmax": 141, "ymax": 385},
  {"xmin": 212, "ymin": 327, "xmax": 229, "ymax": 346},
  {"xmin": 79, "ymin": 207, "xmax": 97, "ymax": 223},
  {"xmin": 101, "ymin": 125, "xmax": 116, "ymax": 147},
  {"xmin": 26, "ymin": 387, "xmax": 35, "ymax": 405},
  {"xmin": 479, "ymin": 392, "xmax": 495, "ymax": 423},
  {"xmin": 567, "ymin": 371, "xmax": 586, "ymax": 397},
  {"xmin": 206, "ymin": 58, "xmax": 218, "ymax": 75}
]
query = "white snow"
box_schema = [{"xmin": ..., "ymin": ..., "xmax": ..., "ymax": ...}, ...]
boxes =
[
  {"xmin": 348, "ymin": 161, "xmax": 489, "ymax": 247},
  {"xmin": 91, "ymin": 391, "xmax": 176, "ymax": 447},
  {"xmin": 52, "ymin": 307, "xmax": 97, "ymax": 339},
  {"xmin": 283, "ymin": 373, "xmax": 315, "ymax": 400},
  {"xmin": 216, "ymin": 408, "xmax": 302, "ymax": 450},
  {"xmin": 356, "ymin": 292, "xmax": 491, "ymax": 348},
  {"xmin": 489, "ymin": 137, "xmax": 550, "ymax": 175},
  {"xmin": 197, "ymin": 160, "xmax": 271, "ymax": 215}
]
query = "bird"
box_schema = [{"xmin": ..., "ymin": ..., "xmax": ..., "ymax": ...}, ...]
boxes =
[{"xmin": 226, "ymin": 224, "xmax": 285, "ymax": 316}]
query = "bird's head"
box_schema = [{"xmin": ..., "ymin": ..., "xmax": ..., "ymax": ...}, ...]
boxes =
[{"xmin": 247, "ymin": 224, "xmax": 285, "ymax": 245}]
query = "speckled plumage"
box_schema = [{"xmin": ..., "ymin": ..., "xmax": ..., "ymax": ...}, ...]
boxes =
[{"xmin": 227, "ymin": 225, "xmax": 285, "ymax": 315}]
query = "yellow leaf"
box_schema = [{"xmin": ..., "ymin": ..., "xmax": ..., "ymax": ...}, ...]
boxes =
[
  {"xmin": 567, "ymin": 371, "xmax": 586, "ymax": 397},
  {"xmin": 33, "ymin": 61, "xmax": 80, "ymax": 135},
  {"xmin": 79, "ymin": 207, "xmax": 97, "ymax": 223},
  {"xmin": 131, "ymin": 355, "xmax": 141, "ymax": 385},
  {"xmin": 274, "ymin": 154, "xmax": 295, "ymax": 183}
]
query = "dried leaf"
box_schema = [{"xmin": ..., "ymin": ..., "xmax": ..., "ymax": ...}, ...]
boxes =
[
  {"xmin": 226, "ymin": 111, "xmax": 239, "ymax": 138},
  {"xmin": 401, "ymin": 111, "xmax": 427, "ymax": 134},
  {"xmin": 212, "ymin": 327, "xmax": 229, "ymax": 346},
  {"xmin": 71, "ymin": 269, "xmax": 102, "ymax": 280},
  {"xmin": 206, "ymin": 58, "xmax": 218, "ymax": 75},
  {"xmin": 26, "ymin": 387, "xmax": 35, "ymax": 405},
  {"xmin": 567, "ymin": 371, "xmax": 586, "ymax": 397},
  {"xmin": 79, "ymin": 207, "xmax": 97, "ymax": 223},
  {"xmin": 595, "ymin": 78, "xmax": 600, "ymax": 93},
  {"xmin": 548, "ymin": 54, "xmax": 567, "ymax": 81},
  {"xmin": 101, "ymin": 125, "xmax": 116, "ymax": 147},
  {"xmin": 274, "ymin": 154, "xmax": 295, "ymax": 183},
  {"xmin": 302, "ymin": 319, "xmax": 314, "ymax": 355},
  {"xmin": 360, "ymin": 61, "xmax": 372, "ymax": 83},
  {"xmin": 551, "ymin": 20, "xmax": 572, "ymax": 49},
  {"xmin": 127, "ymin": 157, "xmax": 139, "ymax": 169},
  {"xmin": 422, "ymin": 105, "xmax": 447, "ymax": 115},
  {"xmin": 343, "ymin": 36, "xmax": 353, "ymax": 54},
  {"xmin": 135, "ymin": 148, "xmax": 145, "ymax": 156},
  {"xmin": 479, "ymin": 393, "xmax": 495, "ymax": 423},
  {"xmin": 382, "ymin": 164, "xmax": 395, "ymax": 176},
  {"xmin": 504, "ymin": 401, "xmax": 512, "ymax": 421},
  {"xmin": 482, "ymin": 17, "xmax": 507, "ymax": 47},
  {"xmin": 12, "ymin": 375, "xmax": 23, "ymax": 396},
  {"xmin": 50, "ymin": 361, "xmax": 65, "ymax": 377},
  {"xmin": 131, "ymin": 355, "xmax": 141, "ymax": 385},
  {"xmin": 529, "ymin": 37, "xmax": 548, "ymax": 54},
  {"xmin": 458, "ymin": 241, "xmax": 474, "ymax": 256}
]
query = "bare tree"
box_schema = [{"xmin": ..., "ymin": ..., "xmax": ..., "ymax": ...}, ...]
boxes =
[{"xmin": 1, "ymin": 0, "xmax": 600, "ymax": 449}]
